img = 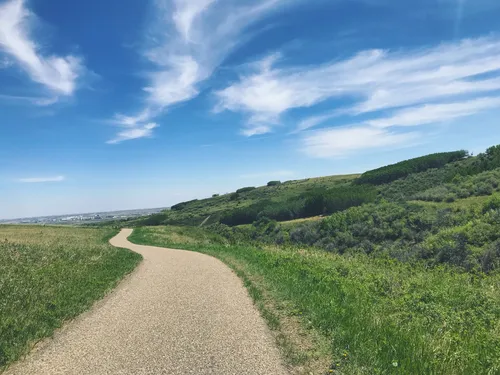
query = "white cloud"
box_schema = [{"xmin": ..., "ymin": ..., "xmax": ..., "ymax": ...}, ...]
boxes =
[
  {"xmin": 112, "ymin": 109, "xmax": 154, "ymax": 128},
  {"xmin": 19, "ymin": 175, "xmax": 65, "ymax": 183},
  {"xmin": 215, "ymin": 36, "xmax": 500, "ymax": 135},
  {"xmin": 295, "ymin": 110, "xmax": 345, "ymax": 132},
  {"xmin": 367, "ymin": 97, "xmax": 500, "ymax": 128},
  {"xmin": 302, "ymin": 126, "xmax": 420, "ymax": 158},
  {"xmin": 172, "ymin": 0, "xmax": 216, "ymax": 42},
  {"xmin": 111, "ymin": 0, "xmax": 293, "ymax": 143},
  {"xmin": 299, "ymin": 96, "xmax": 500, "ymax": 158},
  {"xmin": 107, "ymin": 123, "xmax": 159, "ymax": 144},
  {"xmin": 0, "ymin": 0, "xmax": 84, "ymax": 101},
  {"xmin": 241, "ymin": 124, "xmax": 273, "ymax": 137}
]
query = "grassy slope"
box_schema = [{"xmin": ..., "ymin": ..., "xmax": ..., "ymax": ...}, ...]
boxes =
[
  {"xmin": 0, "ymin": 225, "xmax": 142, "ymax": 369},
  {"xmin": 130, "ymin": 225, "xmax": 500, "ymax": 375},
  {"xmin": 129, "ymin": 174, "xmax": 360, "ymax": 227}
]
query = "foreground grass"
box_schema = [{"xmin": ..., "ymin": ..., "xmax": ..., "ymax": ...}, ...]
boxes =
[
  {"xmin": 131, "ymin": 226, "xmax": 500, "ymax": 375},
  {"xmin": 0, "ymin": 225, "xmax": 141, "ymax": 369}
]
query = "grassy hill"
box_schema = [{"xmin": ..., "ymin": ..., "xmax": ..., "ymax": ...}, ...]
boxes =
[
  {"xmin": 126, "ymin": 144, "xmax": 500, "ymax": 374},
  {"xmin": 129, "ymin": 173, "xmax": 361, "ymax": 227},
  {"xmin": 129, "ymin": 148, "xmax": 500, "ymax": 229},
  {"xmin": 120, "ymin": 145, "xmax": 500, "ymax": 273}
]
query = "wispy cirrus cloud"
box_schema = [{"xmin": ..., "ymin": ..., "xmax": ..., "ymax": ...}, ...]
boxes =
[
  {"xmin": 106, "ymin": 122, "xmax": 159, "ymax": 144},
  {"xmin": 302, "ymin": 126, "xmax": 420, "ymax": 158},
  {"xmin": 18, "ymin": 175, "xmax": 65, "ymax": 183},
  {"xmin": 0, "ymin": 0, "xmax": 85, "ymax": 103},
  {"xmin": 216, "ymin": 36, "xmax": 500, "ymax": 133},
  {"xmin": 215, "ymin": 36, "xmax": 500, "ymax": 156},
  {"xmin": 301, "ymin": 96, "xmax": 500, "ymax": 158},
  {"xmin": 109, "ymin": 0, "xmax": 295, "ymax": 143},
  {"xmin": 294, "ymin": 110, "xmax": 344, "ymax": 133},
  {"xmin": 366, "ymin": 97, "xmax": 500, "ymax": 128}
]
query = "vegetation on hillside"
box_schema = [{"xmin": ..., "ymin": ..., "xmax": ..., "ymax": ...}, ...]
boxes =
[
  {"xmin": 356, "ymin": 150, "xmax": 468, "ymax": 185},
  {"xmin": 126, "ymin": 145, "xmax": 500, "ymax": 272},
  {"xmin": 0, "ymin": 226, "xmax": 141, "ymax": 369},
  {"xmin": 126, "ymin": 174, "xmax": 360, "ymax": 227},
  {"xmin": 125, "ymin": 143, "xmax": 500, "ymax": 374},
  {"xmin": 218, "ymin": 184, "xmax": 377, "ymax": 226},
  {"xmin": 208, "ymin": 195, "xmax": 500, "ymax": 272}
]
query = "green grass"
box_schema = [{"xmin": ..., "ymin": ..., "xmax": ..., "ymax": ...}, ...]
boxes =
[
  {"xmin": 0, "ymin": 225, "xmax": 142, "ymax": 369},
  {"xmin": 130, "ymin": 226, "xmax": 500, "ymax": 375}
]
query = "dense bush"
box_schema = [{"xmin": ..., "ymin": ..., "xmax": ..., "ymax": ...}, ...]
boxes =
[
  {"xmin": 236, "ymin": 187, "xmax": 256, "ymax": 194},
  {"xmin": 380, "ymin": 167, "xmax": 453, "ymax": 201},
  {"xmin": 357, "ymin": 150, "xmax": 468, "ymax": 185},
  {"xmin": 171, "ymin": 199, "xmax": 198, "ymax": 211},
  {"xmin": 380, "ymin": 148, "xmax": 500, "ymax": 201},
  {"xmin": 216, "ymin": 199, "xmax": 500, "ymax": 271},
  {"xmin": 258, "ymin": 199, "xmax": 305, "ymax": 222},
  {"xmin": 267, "ymin": 180, "xmax": 281, "ymax": 187},
  {"xmin": 302, "ymin": 185, "xmax": 377, "ymax": 217},
  {"xmin": 412, "ymin": 169, "xmax": 500, "ymax": 202},
  {"xmin": 138, "ymin": 213, "xmax": 169, "ymax": 226},
  {"xmin": 219, "ymin": 185, "xmax": 376, "ymax": 226},
  {"xmin": 220, "ymin": 201, "xmax": 271, "ymax": 226},
  {"xmin": 451, "ymin": 145, "xmax": 500, "ymax": 177}
]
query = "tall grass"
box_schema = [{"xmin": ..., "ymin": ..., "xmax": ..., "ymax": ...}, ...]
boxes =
[
  {"xmin": 0, "ymin": 225, "xmax": 141, "ymax": 369},
  {"xmin": 131, "ymin": 226, "xmax": 500, "ymax": 375}
]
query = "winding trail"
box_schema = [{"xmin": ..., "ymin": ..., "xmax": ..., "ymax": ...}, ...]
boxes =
[{"xmin": 6, "ymin": 229, "xmax": 287, "ymax": 375}]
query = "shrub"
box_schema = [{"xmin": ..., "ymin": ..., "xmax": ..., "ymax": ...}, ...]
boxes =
[
  {"xmin": 258, "ymin": 200, "xmax": 304, "ymax": 222},
  {"xmin": 171, "ymin": 199, "xmax": 198, "ymax": 211},
  {"xmin": 220, "ymin": 208, "xmax": 259, "ymax": 226},
  {"xmin": 267, "ymin": 181, "xmax": 281, "ymax": 187},
  {"xmin": 236, "ymin": 187, "xmax": 256, "ymax": 194},
  {"xmin": 409, "ymin": 169, "xmax": 500, "ymax": 202},
  {"xmin": 482, "ymin": 195, "xmax": 500, "ymax": 213},
  {"xmin": 480, "ymin": 240, "xmax": 500, "ymax": 273},
  {"xmin": 434, "ymin": 233, "xmax": 472, "ymax": 269},
  {"xmin": 220, "ymin": 201, "xmax": 273, "ymax": 226},
  {"xmin": 302, "ymin": 185, "xmax": 377, "ymax": 217},
  {"xmin": 140, "ymin": 213, "xmax": 168, "ymax": 226},
  {"xmin": 289, "ymin": 222, "xmax": 321, "ymax": 245}
]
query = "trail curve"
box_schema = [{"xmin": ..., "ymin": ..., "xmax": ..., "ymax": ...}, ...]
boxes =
[{"xmin": 5, "ymin": 229, "xmax": 287, "ymax": 375}]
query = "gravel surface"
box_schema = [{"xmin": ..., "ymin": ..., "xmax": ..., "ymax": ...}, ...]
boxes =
[{"xmin": 6, "ymin": 229, "xmax": 288, "ymax": 375}]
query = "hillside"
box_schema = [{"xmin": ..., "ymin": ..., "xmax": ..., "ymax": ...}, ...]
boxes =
[
  {"xmin": 130, "ymin": 173, "xmax": 360, "ymax": 226},
  {"xmin": 124, "ymin": 145, "xmax": 500, "ymax": 272},
  {"xmin": 122, "ymin": 144, "xmax": 500, "ymax": 374}
]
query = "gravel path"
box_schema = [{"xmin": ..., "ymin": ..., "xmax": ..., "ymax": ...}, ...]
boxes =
[{"xmin": 6, "ymin": 229, "xmax": 288, "ymax": 375}]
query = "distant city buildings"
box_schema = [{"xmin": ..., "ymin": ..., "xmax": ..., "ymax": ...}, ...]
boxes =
[{"xmin": 0, "ymin": 208, "xmax": 167, "ymax": 225}]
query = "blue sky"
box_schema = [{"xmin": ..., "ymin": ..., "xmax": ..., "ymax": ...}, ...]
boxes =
[{"xmin": 1, "ymin": 0, "xmax": 500, "ymax": 219}]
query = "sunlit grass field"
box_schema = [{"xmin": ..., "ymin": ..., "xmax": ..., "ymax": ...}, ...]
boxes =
[
  {"xmin": 0, "ymin": 225, "xmax": 141, "ymax": 369},
  {"xmin": 130, "ymin": 225, "xmax": 500, "ymax": 375}
]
